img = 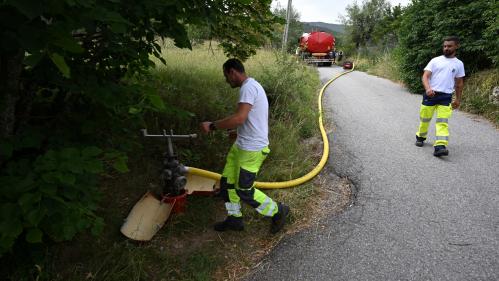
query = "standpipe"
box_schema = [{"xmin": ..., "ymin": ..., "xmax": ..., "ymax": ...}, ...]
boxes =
[{"xmin": 187, "ymin": 64, "xmax": 355, "ymax": 189}]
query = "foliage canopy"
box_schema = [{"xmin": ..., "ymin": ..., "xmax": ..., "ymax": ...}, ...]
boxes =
[
  {"xmin": 342, "ymin": 0, "xmax": 392, "ymax": 49},
  {"xmin": 397, "ymin": 0, "xmax": 498, "ymax": 93},
  {"xmin": 270, "ymin": 4, "xmax": 302, "ymax": 51},
  {"xmin": 0, "ymin": 0, "xmax": 279, "ymax": 258}
]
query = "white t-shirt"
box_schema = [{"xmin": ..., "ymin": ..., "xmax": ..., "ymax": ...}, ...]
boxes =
[
  {"xmin": 236, "ymin": 78, "xmax": 269, "ymax": 151},
  {"xmin": 424, "ymin": 55, "xmax": 465, "ymax": 94}
]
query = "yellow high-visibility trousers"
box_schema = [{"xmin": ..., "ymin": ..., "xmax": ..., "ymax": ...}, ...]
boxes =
[
  {"xmin": 416, "ymin": 104, "xmax": 452, "ymax": 146},
  {"xmin": 219, "ymin": 144, "xmax": 278, "ymax": 218}
]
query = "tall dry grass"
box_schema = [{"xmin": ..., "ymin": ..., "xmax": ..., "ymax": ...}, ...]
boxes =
[
  {"xmin": 461, "ymin": 69, "xmax": 499, "ymax": 125},
  {"xmin": 40, "ymin": 43, "xmax": 324, "ymax": 281}
]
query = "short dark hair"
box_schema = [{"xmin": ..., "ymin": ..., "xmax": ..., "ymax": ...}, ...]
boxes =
[
  {"xmin": 223, "ymin": 58, "xmax": 245, "ymax": 73},
  {"xmin": 443, "ymin": 36, "xmax": 460, "ymax": 44}
]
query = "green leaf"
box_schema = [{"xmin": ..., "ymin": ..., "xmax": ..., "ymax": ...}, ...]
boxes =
[
  {"xmin": 26, "ymin": 228, "xmax": 43, "ymax": 243},
  {"xmin": 147, "ymin": 94, "xmax": 166, "ymax": 110},
  {"xmin": 61, "ymin": 147, "xmax": 80, "ymax": 159},
  {"xmin": 26, "ymin": 208, "xmax": 47, "ymax": 226},
  {"xmin": 34, "ymin": 156, "xmax": 55, "ymax": 173},
  {"xmin": 18, "ymin": 192, "xmax": 42, "ymax": 212},
  {"xmin": 83, "ymin": 159, "xmax": 104, "ymax": 174},
  {"xmin": 128, "ymin": 106, "xmax": 142, "ymax": 114},
  {"xmin": 76, "ymin": 218, "xmax": 91, "ymax": 230},
  {"xmin": 66, "ymin": 158, "xmax": 84, "ymax": 174},
  {"xmin": 49, "ymin": 53, "xmax": 71, "ymax": 78},
  {"xmin": 112, "ymin": 156, "xmax": 129, "ymax": 173},
  {"xmin": 53, "ymin": 36, "xmax": 85, "ymax": 54},
  {"xmin": 42, "ymin": 171, "xmax": 61, "ymax": 183},
  {"xmin": 57, "ymin": 173, "xmax": 76, "ymax": 185},
  {"xmin": 104, "ymin": 151, "xmax": 121, "ymax": 159},
  {"xmin": 82, "ymin": 146, "xmax": 103, "ymax": 158},
  {"xmin": 6, "ymin": 176, "xmax": 36, "ymax": 195}
]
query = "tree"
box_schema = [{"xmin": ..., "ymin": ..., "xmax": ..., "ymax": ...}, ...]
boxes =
[
  {"xmin": 372, "ymin": 4, "xmax": 404, "ymax": 50},
  {"xmin": 342, "ymin": 0, "xmax": 391, "ymax": 49},
  {"xmin": 398, "ymin": 0, "xmax": 497, "ymax": 93},
  {"xmin": 0, "ymin": 0, "xmax": 279, "ymax": 257},
  {"xmin": 270, "ymin": 3, "xmax": 302, "ymax": 52}
]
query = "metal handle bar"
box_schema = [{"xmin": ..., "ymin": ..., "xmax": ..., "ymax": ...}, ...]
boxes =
[{"xmin": 141, "ymin": 129, "xmax": 197, "ymax": 139}]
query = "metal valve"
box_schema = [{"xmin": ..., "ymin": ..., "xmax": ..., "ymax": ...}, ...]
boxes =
[{"xmin": 142, "ymin": 129, "xmax": 197, "ymax": 196}]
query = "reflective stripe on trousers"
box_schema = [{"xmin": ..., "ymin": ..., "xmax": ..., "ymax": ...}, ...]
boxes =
[
  {"xmin": 225, "ymin": 202, "xmax": 242, "ymax": 217},
  {"xmin": 416, "ymin": 104, "xmax": 452, "ymax": 146}
]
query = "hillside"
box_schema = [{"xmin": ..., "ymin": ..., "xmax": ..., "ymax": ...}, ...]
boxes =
[{"xmin": 302, "ymin": 22, "xmax": 345, "ymax": 35}]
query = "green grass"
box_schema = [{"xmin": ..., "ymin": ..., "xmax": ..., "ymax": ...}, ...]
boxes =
[
  {"xmin": 345, "ymin": 51, "xmax": 403, "ymax": 83},
  {"xmin": 148, "ymin": 42, "xmax": 321, "ymax": 179},
  {"xmin": 9, "ymin": 43, "xmax": 324, "ymax": 280},
  {"xmin": 460, "ymin": 68, "xmax": 499, "ymax": 125},
  {"xmin": 364, "ymin": 52, "xmax": 404, "ymax": 83}
]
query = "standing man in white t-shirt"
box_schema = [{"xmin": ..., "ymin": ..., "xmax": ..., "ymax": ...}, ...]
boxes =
[
  {"xmin": 200, "ymin": 58, "xmax": 289, "ymax": 233},
  {"xmin": 415, "ymin": 36, "xmax": 465, "ymax": 157}
]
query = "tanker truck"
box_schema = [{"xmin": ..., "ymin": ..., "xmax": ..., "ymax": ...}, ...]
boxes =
[{"xmin": 297, "ymin": 31, "xmax": 336, "ymax": 66}]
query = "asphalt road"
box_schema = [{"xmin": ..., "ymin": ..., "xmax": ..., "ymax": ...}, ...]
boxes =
[{"xmin": 245, "ymin": 66, "xmax": 499, "ymax": 281}]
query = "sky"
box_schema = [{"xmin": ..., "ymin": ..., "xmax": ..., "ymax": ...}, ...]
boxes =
[{"xmin": 272, "ymin": 0, "xmax": 412, "ymax": 24}]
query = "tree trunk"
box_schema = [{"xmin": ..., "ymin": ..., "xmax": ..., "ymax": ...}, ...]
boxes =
[{"xmin": 0, "ymin": 49, "xmax": 24, "ymax": 138}]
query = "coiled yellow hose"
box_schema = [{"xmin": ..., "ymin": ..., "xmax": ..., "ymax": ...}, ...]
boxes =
[{"xmin": 187, "ymin": 63, "xmax": 355, "ymax": 189}]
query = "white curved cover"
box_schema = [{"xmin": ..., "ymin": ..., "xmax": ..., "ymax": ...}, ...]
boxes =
[{"xmin": 120, "ymin": 191, "xmax": 173, "ymax": 241}]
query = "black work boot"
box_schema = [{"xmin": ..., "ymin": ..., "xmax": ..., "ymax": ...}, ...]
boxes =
[
  {"xmin": 433, "ymin": 145, "xmax": 449, "ymax": 157},
  {"xmin": 214, "ymin": 216, "xmax": 244, "ymax": 232},
  {"xmin": 270, "ymin": 203, "xmax": 290, "ymax": 234},
  {"xmin": 415, "ymin": 136, "xmax": 426, "ymax": 147}
]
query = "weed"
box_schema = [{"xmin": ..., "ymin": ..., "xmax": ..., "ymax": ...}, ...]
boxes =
[
  {"xmin": 365, "ymin": 51, "xmax": 404, "ymax": 83},
  {"xmin": 461, "ymin": 69, "xmax": 499, "ymax": 125},
  {"xmin": 18, "ymin": 43, "xmax": 325, "ymax": 281}
]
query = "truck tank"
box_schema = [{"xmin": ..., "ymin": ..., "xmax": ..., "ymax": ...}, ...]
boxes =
[{"xmin": 298, "ymin": 31, "xmax": 336, "ymax": 66}]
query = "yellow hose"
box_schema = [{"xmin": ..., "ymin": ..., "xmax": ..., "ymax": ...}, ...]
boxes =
[{"xmin": 188, "ymin": 63, "xmax": 355, "ymax": 189}]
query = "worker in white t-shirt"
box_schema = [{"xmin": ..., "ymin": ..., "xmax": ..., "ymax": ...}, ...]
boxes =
[
  {"xmin": 415, "ymin": 36, "xmax": 465, "ymax": 157},
  {"xmin": 200, "ymin": 58, "xmax": 289, "ymax": 233}
]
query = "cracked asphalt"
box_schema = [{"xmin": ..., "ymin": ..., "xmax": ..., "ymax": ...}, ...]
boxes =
[{"xmin": 244, "ymin": 66, "xmax": 499, "ymax": 281}]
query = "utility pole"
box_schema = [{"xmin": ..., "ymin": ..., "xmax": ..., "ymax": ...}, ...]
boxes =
[{"xmin": 282, "ymin": 0, "xmax": 292, "ymax": 52}]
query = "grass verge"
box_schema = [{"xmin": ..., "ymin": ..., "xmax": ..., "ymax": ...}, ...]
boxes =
[
  {"xmin": 460, "ymin": 68, "xmax": 499, "ymax": 125},
  {"xmin": 6, "ymin": 43, "xmax": 349, "ymax": 281}
]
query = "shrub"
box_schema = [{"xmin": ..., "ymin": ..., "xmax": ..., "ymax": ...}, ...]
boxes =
[{"xmin": 398, "ymin": 0, "xmax": 497, "ymax": 93}]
